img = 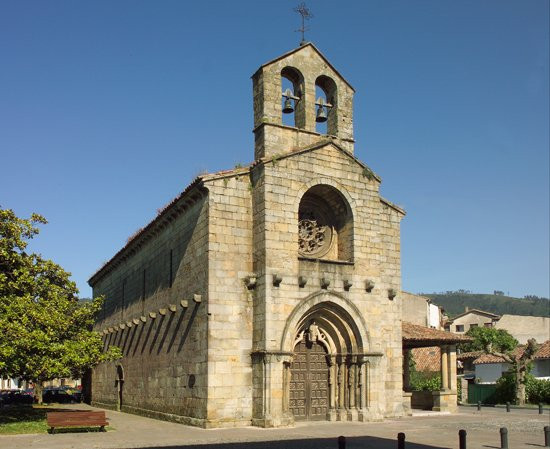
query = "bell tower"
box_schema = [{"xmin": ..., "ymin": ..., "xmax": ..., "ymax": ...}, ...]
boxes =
[{"xmin": 251, "ymin": 43, "xmax": 355, "ymax": 160}]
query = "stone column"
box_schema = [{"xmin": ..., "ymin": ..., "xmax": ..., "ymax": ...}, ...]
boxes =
[
  {"xmin": 347, "ymin": 357, "xmax": 358, "ymax": 421},
  {"xmin": 402, "ymin": 349, "xmax": 411, "ymax": 392},
  {"xmin": 440, "ymin": 345, "xmax": 449, "ymax": 391},
  {"xmin": 251, "ymin": 351, "xmax": 294, "ymax": 427},
  {"xmin": 448, "ymin": 345, "xmax": 457, "ymax": 392},
  {"xmin": 328, "ymin": 356, "xmax": 337, "ymax": 420},
  {"xmin": 337, "ymin": 359, "xmax": 344, "ymax": 420}
]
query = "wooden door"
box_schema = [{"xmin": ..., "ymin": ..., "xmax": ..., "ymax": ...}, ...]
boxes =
[{"xmin": 289, "ymin": 340, "xmax": 329, "ymax": 420}]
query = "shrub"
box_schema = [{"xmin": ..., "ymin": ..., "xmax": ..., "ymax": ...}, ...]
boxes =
[
  {"xmin": 495, "ymin": 372, "xmax": 550, "ymax": 404},
  {"xmin": 526, "ymin": 377, "xmax": 550, "ymax": 404},
  {"xmin": 410, "ymin": 371, "xmax": 442, "ymax": 391}
]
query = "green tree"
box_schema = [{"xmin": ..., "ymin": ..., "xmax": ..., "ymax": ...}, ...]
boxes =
[
  {"xmin": 0, "ymin": 208, "xmax": 120, "ymax": 403},
  {"xmin": 459, "ymin": 326, "xmax": 518, "ymax": 353},
  {"xmin": 488, "ymin": 338, "xmax": 539, "ymax": 406}
]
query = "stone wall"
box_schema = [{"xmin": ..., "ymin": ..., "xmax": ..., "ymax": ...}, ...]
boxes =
[
  {"xmin": 90, "ymin": 192, "xmax": 210, "ymax": 426},
  {"xmin": 202, "ymin": 172, "xmax": 254, "ymax": 427},
  {"xmin": 249, "ymin": 142, "xmax": 405, "ymax": 423}
]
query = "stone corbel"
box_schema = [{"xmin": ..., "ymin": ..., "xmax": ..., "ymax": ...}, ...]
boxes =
[
  {"xmin": 298, "ymin": 276, "xmax": 307, "ymax": 288},
  {"xmin": 245, "ymin": 276, "xmax": 257, "ymax": 290},
  {"xmin": 365, "ymin": 280, "xmax": 375, "ymax": 293},
  {"xmin": 321, "ymin": 278, "xmax": 330, "ymax": 289},
  {"xmin": 343, "ymin": 279, "xmax": 353, "ymax": 291},
  {"xmin": 388, "ymin": 288, "xmax": 397, "ymax": 300},
  {"xmin": 272, "ymin": 274, "xmax": 282, "ymax": 287}
]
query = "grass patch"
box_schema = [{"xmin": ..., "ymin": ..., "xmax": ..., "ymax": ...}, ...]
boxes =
[{"xmin": 0, "ymin": 405, "xmax": 113, "ymax": 435}]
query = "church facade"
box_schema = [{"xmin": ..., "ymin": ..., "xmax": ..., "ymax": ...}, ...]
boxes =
[{"xmin": 89, "ymin": 43, "xmax": 407, "ymax": 428}]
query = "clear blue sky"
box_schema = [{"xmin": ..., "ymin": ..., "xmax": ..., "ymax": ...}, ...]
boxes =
[{"xmin": 1, "ymin": 0, "xmax": 548, "ymax": 299}]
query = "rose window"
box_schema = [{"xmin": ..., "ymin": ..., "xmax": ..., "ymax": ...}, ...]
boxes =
[{"xmin": 298, "ymin": 211, "xmax": 333, "ymax": 258}]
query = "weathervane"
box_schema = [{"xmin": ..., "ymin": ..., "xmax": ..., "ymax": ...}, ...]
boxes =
[{"xmin": 294, "ymin": 2, "xmax": 313, "ymax": 46}]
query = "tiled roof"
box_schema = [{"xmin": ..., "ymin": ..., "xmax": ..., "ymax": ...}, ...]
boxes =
[
  {"xmin": 411, "ymin": 347, "xmax": 441, "ymax": 372},
  {"xmin": 535, "ymin": 340, "xmax": 550, "ymax": 359},
  {"xmin": 473, "ymin": 340, "xmax": 550, "ymax": 364},
  {"xmin": 402, "ymin": 322, "xmax": 473, "ymax": 345},
  {"xmin": 457, "ymin": 351, "xmax": 484, "ymax": 360}
]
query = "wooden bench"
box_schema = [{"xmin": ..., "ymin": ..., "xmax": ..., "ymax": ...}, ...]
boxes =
[{"xmin": 46, "ymin": 411, "xmax": 108, "ymax": 434}]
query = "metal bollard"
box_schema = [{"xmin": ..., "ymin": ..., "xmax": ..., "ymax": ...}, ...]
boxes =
[
  {"xmin": 540, "ymin": 403, "xmax": 544, "ymax": 414},
  {"xmin": 477, "ymin": 401, "xmax": 481, "ymax": 411},
  {"xmin": 506, "ymin": 402, "xmax": 510, "ymax": 412},
  {"xmin": 338, "ymin": 435, "xmax": 346, "ymax": 449},
  {"xmin": 500, "ymin": 427, "xmax": 508, "ymax": 449},
  {"xmin": 544, "ymin": 426, "xmax": 550, "ymax": 447},
  {"xmin": 459, "ymin": 429, "xmax": 467, "ymax": 449},
  {"xmin": 397, "ymin": 432, "xmax": 405, "ymax": 449}
]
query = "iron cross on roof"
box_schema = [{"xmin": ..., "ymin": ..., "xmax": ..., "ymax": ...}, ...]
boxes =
[{"xmin": 294, "ymin": 2, "xmax": 313, "ymax": 46}]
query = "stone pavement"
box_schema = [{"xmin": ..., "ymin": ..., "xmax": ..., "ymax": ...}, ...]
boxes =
[{"xmin": 0, "ymin": 405, "xmax": 548, "ymax": 449}]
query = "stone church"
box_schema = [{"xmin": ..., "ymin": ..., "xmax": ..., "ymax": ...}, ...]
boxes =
[{"xmin": 89, "ymin": 43, "xmax": 410, "ymax": 428}]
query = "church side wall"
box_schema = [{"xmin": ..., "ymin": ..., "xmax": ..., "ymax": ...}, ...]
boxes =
[
  {"xmin": 203, "ymin": 175, "xmax": 254, "ymax": 427},
  {"xmin": 91, "ymin": 195, "xmax": 210, "ymax": 426},
  {"xmin": 252, "ymin": 145, "xmax": 404, "ymax": 422}
]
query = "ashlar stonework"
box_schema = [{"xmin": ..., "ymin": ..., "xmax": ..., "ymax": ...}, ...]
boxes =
[{"xmin": 89, "ymin": 43, "xmax": 408, "ymax": 428}]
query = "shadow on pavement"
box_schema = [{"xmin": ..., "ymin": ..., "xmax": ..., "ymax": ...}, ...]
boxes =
[{"xmin": 134, "ymin": 436, "xmax": 447, "ymax": 449}]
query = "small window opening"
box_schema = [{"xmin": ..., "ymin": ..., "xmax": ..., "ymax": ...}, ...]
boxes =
[
  {"xmin": 315, "ymin": 76, "xmax": 337, "ymax": 136},
  {"xmin": 169, "ymin": 249, "xmax": 173, "ymax": 288},
  {"xmin": 281, "ymin": 67, "xmax": 304, "ymax": 128},
  {"xmin": 315, "ymin": 84, "xmax": 328, "ymax": 135}
]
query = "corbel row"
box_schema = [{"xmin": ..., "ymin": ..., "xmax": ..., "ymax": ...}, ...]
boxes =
[
  {"xmin": 243, "ymin": 274, "xmax": 398, "ymax": 300},
  {"xmin": 101, "ymin": 294, "xmax": 202, "ymax": 334}
]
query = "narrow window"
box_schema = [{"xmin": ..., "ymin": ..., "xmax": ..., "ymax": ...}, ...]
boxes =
[
  {"xmin": 121, "ymin": 279, "xmax": 126, "ymax": 320},
  {"xmin": 142, "ymin": 270, "xmax": 146, "ymax": 300},
  {"xmin": 169, "ymin": 249, "xmax": 173, "ymax": 288}
]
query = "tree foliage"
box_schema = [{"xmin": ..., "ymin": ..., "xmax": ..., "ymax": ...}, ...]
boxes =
[
  {"xmin": 488, "ymin": 338, "xmax": 539, "ymax": 406},
  {"xmin": 459, "ymin": 327, "xmax": 518, "ymax": 353},
  {"xmin": 0, "ymin": 208, "xmax": 120, "ymax": 398}
]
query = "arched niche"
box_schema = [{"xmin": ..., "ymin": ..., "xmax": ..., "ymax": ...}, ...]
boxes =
[
  {"xmin": 281, "ymin": 66, "xmax": 305, "ymax": 129},
  {"xmin": 315, "ymin": 75, "xmax": 338, "ymax": 135},
  {"xmin": 282, "ymin": 292, "xmax": 370, "ymax": 421},
  {"xmin": 298, "ymin": 184, "xmax": 353, "ymax": 262}
]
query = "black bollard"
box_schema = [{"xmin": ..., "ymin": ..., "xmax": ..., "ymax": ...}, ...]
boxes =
[
  {"xmin": 459, "ymin": 429, "xmax": 467, "ymax": 449},
  {"xmin": 540, "ymin": 403, "xmax": 544, "ymax": 414},
  {"xmin": 398, "ymin": 432, "xmax": 406, "ymax": 449},
  {"xmin": 544, "ymin": 426, "xmax": 549, "ymax": 447},
  {"xmin": 506, "ymin": 402, "xmax": 510, "ymax": 412},
  {"xmin": 500, "ymin": 427, "xmax": 508, "ymax": 449},
  {"xmin": 338, "ymin": 435, "xmax": 346, "ymax": 449},
  {"xmin": 477, "ymin": 401, "xmax": 481, "ymax": 411}
]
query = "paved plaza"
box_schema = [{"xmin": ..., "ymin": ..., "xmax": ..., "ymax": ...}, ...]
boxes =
[{"xmin": 1, "ymin": 405, "xmax": 548, "ymax": 449}]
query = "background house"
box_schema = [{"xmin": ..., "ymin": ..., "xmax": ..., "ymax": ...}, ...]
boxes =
[
  {"xmin": 472, "ymin": 340, "xmax": 550, "ymax": 384},
  {"xmin": 445, "ymin": 308, "xmax": 550, "ymax": 344}
]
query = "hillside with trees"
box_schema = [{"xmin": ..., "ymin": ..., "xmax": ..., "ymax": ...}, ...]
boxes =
[{"xmin": 420, "ymin": 290, "xmax": 550, "ymax": 318}]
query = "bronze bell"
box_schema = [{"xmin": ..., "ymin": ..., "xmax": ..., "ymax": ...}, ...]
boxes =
[
  {"xmin": 283, "ymin": 98, "xmax": 294, "ymax": 114},
  {"xmin": 316, "ymin": 105, "xmax": 327, "ymax": 123}
]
